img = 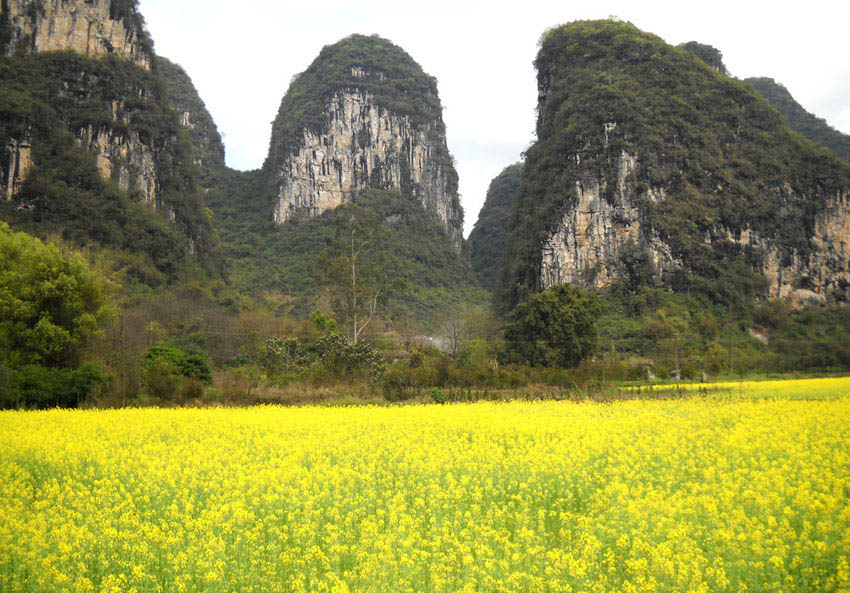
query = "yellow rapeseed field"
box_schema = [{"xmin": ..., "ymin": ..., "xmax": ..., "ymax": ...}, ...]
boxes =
[{"xmin": 1, "ymin": 379, "xmax": 850, "ymax": 593}]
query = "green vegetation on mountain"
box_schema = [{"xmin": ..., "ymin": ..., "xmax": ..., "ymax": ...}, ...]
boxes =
[
  {"xmin": 467, "ymin": 163, "xmax": 522, "ymax": 292},
  {"xmin": 746, "ymin": 77, "xmax": 850, "ymax": 162},
  {"xmin": 504, "ymin": 284, "xmax": 601, "ymax": 367},
  {"xmin": 499, "ymin": 19, "xmax": 850, "ymax": 313},
  {"xmin": 0, "ymin": 221, "xmax": 108, "ymax": 368},
  {"xmin": 201, "ymin": 33, "xmax": 472, "ymax": 330},
  {"xmin": 0, "ymin": 221, "xmax": 110, "ymax": 408},
  {"xmin": 155, "ymin": 56, "xmax": 227, "ymax": 185},
  {"xmin": 677, "ymin": 41, "xmax": 728, "ymax": 75},
  {"xmin": 209, "ymin": 186, "xmax": 484, "ymax": 329},
  {"xmin": 0, "ymin": 51, "xmax": 221, "ymax": 284}
]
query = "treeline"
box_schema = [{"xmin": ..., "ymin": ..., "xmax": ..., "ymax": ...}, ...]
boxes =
[{"xmin": 4, "ymin": 218, "xmax": 849, "ymax": 410}]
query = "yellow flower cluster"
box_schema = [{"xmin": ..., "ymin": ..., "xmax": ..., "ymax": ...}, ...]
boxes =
[
  {"xmin": 1, "ymin": 379, "xmax": 849, "ymax": 592},
  {"xmin": 645, "ymin": 376, "xmax": 850, "ymax": 399}
]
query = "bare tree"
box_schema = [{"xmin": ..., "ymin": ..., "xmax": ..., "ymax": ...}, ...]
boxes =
[{"xmin": 316, "ymin": 205, "xmax": 401, "ymax": 343}]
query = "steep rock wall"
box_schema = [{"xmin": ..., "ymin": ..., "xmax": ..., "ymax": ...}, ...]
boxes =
[
  {"xmin": 78, "ymin": 122, "xmax": 157, "ymax": 204},
  {"xmin": 1, "ymin": 0, "xmax": 151, "ymax": 68},
  {"xmin": 273, "ymin": 88, "xmax": 462, "ymax": 247},
  {"xmin": 537, "ymin": 134, "xmax": 850, "ymax": 302},
  {"xmin": 4, "ymin": 127, "xmax": 31, "ymax": 200},
  {"xmin": 539, "ymin": 149, "xmax": 678, "ymax": 289}
]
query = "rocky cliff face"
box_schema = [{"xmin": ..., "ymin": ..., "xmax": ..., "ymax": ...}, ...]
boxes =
[
  {"xmin": 4, "ymin": 126, "xmax": 31, "ymax": 200},
  {"xmin": 538, "ymin": 148, "xmax": 677, "ymax": 290},
  {"xmin": 0, "ymin": 0, "xmax": 221, "ymax": 277},
  {"xmin": 266, "ymin": 35, "xmax": 463, "ymax": 247},
  {"xmin": 1, "ymin": 0, "xmax": 152, "ymax": 69},
  {"xmin": 498, "ymin": 20, "xmax": 850, "ymax": 311}
]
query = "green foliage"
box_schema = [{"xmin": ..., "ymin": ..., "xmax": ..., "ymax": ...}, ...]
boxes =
[
  {"xmin": 259, "ymin": 337, "xmax": 303, "ymax": 376},
  {"xmin": 316, "ymin": 202, "xmax": 403, "ymax": 342},
  {"xmin": 677, "ymin": 41, "xmax": 728, "ymax": 75},
  {"xmin": 143, "ymin": 345, "xmax": 212, "ymax": 383},
  {"xmin": 504, "ymin": 284, "xmax": 601, "ymax": 367},
  {"xmin": 428, "ymin": 387, "xmax": 447, "ymax": 404},
  {"xmin": 0, "ymin": 362, "xmax": 106, "ymax": 409},
  {"xmin": 746, "ymin": 77, "xmax": 850, "ymax": 162},
  {"xmin": 142, "ymin": 345, "xmax": 212, "ymax": 402},
  {"xmin": 313, "ymin": 333, "xmax": 386, "ymax": 382},
  {"xmin": 0, "ymin": 222, "xmax": 108, "ymax": 368},
  {"xmin": 0, "ymin": 51, "xmax": 222, "ymax": 282},
  {"xmin": 208, "ymin": 185, "xmax": 484, "ymax": 330},
  {"xmin": 467, "ymin": 163, "xmax": 523, "ymax": 291},
  {"xmin": 498, "ymin": 20, "xmax": 850, "ymax": 313},
  {"xmin": 309, "ymin": 310, "xmax": 339, "ymax": 335}
]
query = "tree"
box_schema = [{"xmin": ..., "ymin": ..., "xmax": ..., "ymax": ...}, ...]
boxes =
[
  {"xmin": 503, "ymin": 284, "xmax": 601, "ymax": 367},
  {"xmin": 316, "ymin": 204, "xmax": 401, "ymax": 343},
  {"xmin": 0, "ymin": 222, "xmax": 109, "ymax": 368}
]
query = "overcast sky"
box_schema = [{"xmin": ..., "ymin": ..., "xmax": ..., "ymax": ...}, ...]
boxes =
[{"xmin": 138, "ymin": 0, "xmax": 850, "ymax": 237}]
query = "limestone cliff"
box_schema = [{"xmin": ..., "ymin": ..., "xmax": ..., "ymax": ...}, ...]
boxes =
[
  {"xmin": 0, "ymin": 0, "xmax": 221, "ymax": 279},
  {"xmin": 4, "ymin": 126, "xmax": 31, "ymax": 200},
  {"xmin": 1, "ymin": 0, "xmax": 152, "ymax": 69},
  {"xmin": 498, "ymin": 20, "xmax": 850, "ymax": 311},
  {"xmin": 538, "ymin": 148, "xmax": 678, "ymax": 290},
  {"xmin": 265, "ymin": 35, "xmax": 463, "ymax": 247}
]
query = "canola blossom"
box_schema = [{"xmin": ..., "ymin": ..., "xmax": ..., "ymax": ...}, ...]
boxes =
[{"xmin": 1, "ymin": 380, "xmax": 850, "ymax": 592}]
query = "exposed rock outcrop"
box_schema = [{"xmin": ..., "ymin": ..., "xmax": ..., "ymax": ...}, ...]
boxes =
[
  {"xmin": 273, "ymin": 88, "xmax": 460, "ymax": 244},
  {"xmin": 77, "ymin": 122, "xmax": 157, "ymax": 204},
  {"xmin": 498, "ymin": 20, "xmax": 850, "ymax": 311},
  {"xmin": 539, "ymin": 149, "xmax": 678, "ymax": 290},
  {"xmin": 0, "ymin": 0, "xmax": 221, "ymax": 275},
  {"xmin": 4, "ymin": 127, "xmax": 31, "ymax": 200},
  {"xmin": 266, "ymin": 35, "xmax": 464, "ymax": 247},
  {"xmin": 1, "ymin": 0, "xmax": 152, "ymax": 69}
]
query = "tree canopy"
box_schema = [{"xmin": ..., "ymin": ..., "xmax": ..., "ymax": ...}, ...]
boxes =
[
  {"xmin": 0, "ymin": 222, "xmax": 109, "ymax": 368},
  {"xmin": 503, "ymin": 284, "xmax": 601, "ymax": 368}
]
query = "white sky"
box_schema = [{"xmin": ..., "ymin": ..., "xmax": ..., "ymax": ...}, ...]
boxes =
[{"xmin": 138, "ymin": 0, "xmax": 850, "ymax": 238}]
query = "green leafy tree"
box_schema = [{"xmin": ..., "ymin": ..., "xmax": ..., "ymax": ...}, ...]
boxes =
[
  {"xmin": 0, "ymin": 222, "xmax": 108, "ymax": 368},
  {"xmin": 142, "ymin": 345, "xmax": 212, "ymax": 383},
  {"xmin": 504, "ymin": 284, "xmax": 601, "ymax": 367},
  {"xmin": 316, "ymin": 204, "xmax": 402, "ymax": 343}
]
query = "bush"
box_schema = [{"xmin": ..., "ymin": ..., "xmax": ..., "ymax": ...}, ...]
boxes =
[
  {"xmin": 1, "ymin": 363, "xmax": 107, "ymax": 409},
  {"xmin": 143, "ymin": 360, "xmax": 181, "ymax": 400},
  {"xmin": 504, "ymin": 285, "xmax": 602, "ymax": 368},
  {"xmin": 313, "ymin": 334, "xmax": 386, "ymax": 381},
  {"xmin": 428, "ymin": 388, "xmax": 447, "ymax": 404},
  {"xmin": 143, "ymin": 346, "xmax": 212, "ymax": 383}
]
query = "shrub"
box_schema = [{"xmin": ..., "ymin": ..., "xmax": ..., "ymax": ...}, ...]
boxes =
[
  {"xmin": 504, "ymin": 285, "xmax": 602, "ymax": 368},
  {"xmin": 1, "ymin": 363, "xmax": 106, "ymax": 409}
]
